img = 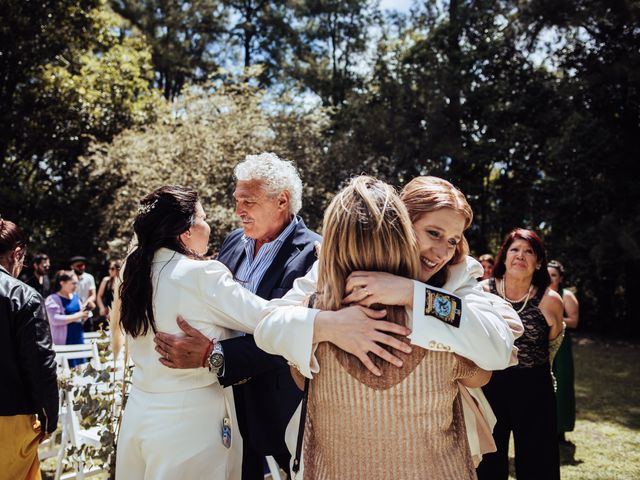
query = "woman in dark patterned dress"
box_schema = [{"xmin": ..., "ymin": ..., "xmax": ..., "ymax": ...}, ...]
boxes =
[{"xmin": 476, "ymin": 228, "xmax": 564, "ymax": 480}]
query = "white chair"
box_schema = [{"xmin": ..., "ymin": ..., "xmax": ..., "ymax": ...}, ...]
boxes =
[
  {"xmin": 54, "ymin": 386, "xmax": 104, "ymax": 480},
  {"xmin": 53, "ymin": 343, "xmax": 101, "ymax": 373},
  {"xmin": 48, "ymin": 343, "xmax": 106, "ymax": 480}
]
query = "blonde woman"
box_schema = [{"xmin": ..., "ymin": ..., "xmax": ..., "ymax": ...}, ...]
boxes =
[{"xmin": 281, "ymin": 177, "xmax": 491, "ymax": 479}]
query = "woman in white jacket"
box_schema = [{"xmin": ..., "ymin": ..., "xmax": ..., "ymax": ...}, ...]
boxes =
[
  {"xmin": 255, "ymin": 176, "xmax": 522, "ymax": 378},
  {"xmin": 115, "ymin": 186, "xmax": 267, "ymax": 480}
]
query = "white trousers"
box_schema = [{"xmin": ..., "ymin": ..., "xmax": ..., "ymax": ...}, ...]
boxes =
[{"xmin": 115, "ymin": 385, "xmax": 242, "ymax": 480}]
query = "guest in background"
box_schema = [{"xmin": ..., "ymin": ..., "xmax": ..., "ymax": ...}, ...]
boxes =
[
  {"xmin": 96, "ymin": 259, "xmax": 121, "ymax": 331},
  {"xmin": 69, "ymin": 255, "xmax": 96, "ymax": 332},
  {"xmin": 548, "ymin": 259, "xmax": 579, "ymax": 443},
  {"xmin": 478, "ymin": 253, "xmax": 494, "ymax": 281},
  {"xmin": 1, "ymin": 218, "xmax": 58, "ymax": 480},
  {"xmin": 25, "ymin": 252, "xmax": 51, "ymax": 297},
  {"xmin": 45, "ymin": 270, "xmax": 90, "ymax": 365},
  {"xmin": 477, "ymin": 228, "xmax": 564, "ymax": 480}
]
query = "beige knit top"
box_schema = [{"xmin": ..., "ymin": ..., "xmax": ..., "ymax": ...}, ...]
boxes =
[{"xmin": 302, "ymin": 342, "xmax": 479, "ymax": 480}]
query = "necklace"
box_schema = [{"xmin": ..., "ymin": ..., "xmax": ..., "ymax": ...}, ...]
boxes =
[{"xmin": 498, "ymin": 278, "xmax": 533, "ymax": 314}]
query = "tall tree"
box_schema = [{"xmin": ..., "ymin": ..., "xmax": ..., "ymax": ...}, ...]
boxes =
[
  {"xmin": 292, "ymin": 0, "xmax": 376, "ymax": 106},
  {"xmin": 83, "ymin": 80, "xmax": 330, "ymax": 256},
  {"xmin": 223, "ymin": 0, "xmax": 299, "ymax": 86},
  {"xmin": 517, "ymin": 0, "xmax": 640, "ymax": 334},
  {"xmin": 111, "ymin": 0, "xmax": 227, "ymax": 99}
]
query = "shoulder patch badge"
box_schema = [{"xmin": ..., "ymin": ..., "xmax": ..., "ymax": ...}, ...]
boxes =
[{"xmin": 424, "ymin": 286, "xmax": 462, "ymax": 328}]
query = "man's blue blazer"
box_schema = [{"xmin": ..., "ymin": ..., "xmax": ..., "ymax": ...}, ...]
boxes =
[{"xmin": 217, "ymin": 218, "xmax": 321, "ymax": 457}]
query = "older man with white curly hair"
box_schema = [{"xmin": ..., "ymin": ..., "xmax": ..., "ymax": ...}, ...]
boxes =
[{"xmin": 154, "ymin": 152, "xmax": 321, "ymax": 479}]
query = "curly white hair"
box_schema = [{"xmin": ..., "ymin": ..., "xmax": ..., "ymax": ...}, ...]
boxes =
[{"xmin": 234, "ymin": 152, "xmax": 303, "ymax": 215}]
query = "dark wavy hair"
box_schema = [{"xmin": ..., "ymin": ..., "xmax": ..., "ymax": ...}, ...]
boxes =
[
  {"xmin": 0, "ymin": 218, "xmax": 27, "ymax": 257},
  {"xmin": 493, "ymin": 228, "xmax": 551, "ymax": 291},
  {"xmin": 119, "ymin": 186, "xmax": 199, "ymax": 338},
  {"xmin": 53, "ymin": 270, "xmax": 76, "ymax": 292}
]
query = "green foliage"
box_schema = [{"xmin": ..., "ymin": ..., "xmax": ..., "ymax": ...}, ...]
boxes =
[
  {"xmin": 516, "ymin": 0, "xmax": 640, "ymax": 334},
  {"xmin": 0, "ymin": 0, "xmax": 160, "ymax": 266},
  {"xmin": 2, "ymin": 0, "xmax": 637, "ymax": 334},
  {"xmin": 291, "ymin": 0, "xmax": 377, "ymax": 106},
  {"xmin": 56, "ymin": 335, "xmax": 133, "ymax": 479},
  {"xmin": 83, "ymin": 78, "xmax": 331, "ymax": 257},
  {"xmin": 223, "ymin": 0, "xmax": 299, "ymax": 86}
]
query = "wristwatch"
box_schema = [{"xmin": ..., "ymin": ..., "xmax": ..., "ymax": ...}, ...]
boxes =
[{"xmin": 208, "ymin": 342, "xmax": 225, "ymax": 375}]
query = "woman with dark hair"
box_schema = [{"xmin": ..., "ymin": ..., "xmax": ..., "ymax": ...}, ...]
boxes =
[
  {"xmin": 476, "ymin": 228, "xmax": 564, "ymax": 480},
  {"xmin": 45, "ymin": 270, "xmax": 91, "ymax": 365},
  {"xmin": 96, "ymin": 259, "xmax": 121, "ymax": 330},
  {"xmin": 115, "ymin": 185, "xmax": 266, "ymax": 480},
  {"xmin": 478, "ymin": 253, "xmax": 494, "ymax": 281},
  {"xmin": 548, "ymin": 259, "xmax": 579, "ymax": 442}
]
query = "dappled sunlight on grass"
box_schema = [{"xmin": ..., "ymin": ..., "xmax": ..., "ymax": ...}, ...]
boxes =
[
  {"xmin": 506, "ymin": 335, "xmax": 640, "ymax": 479},
  {"xmin": 42, "ymin": 335, "xmax": 639, "ymax": 479}
]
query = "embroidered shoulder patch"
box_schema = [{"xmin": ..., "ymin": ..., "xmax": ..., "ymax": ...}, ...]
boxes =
[{"xmin": 424, "ymin": 287, "xmax": 462, "ymax": 328}]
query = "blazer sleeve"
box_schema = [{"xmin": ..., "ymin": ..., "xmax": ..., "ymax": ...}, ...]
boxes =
[
  {"xmin": 217, "ymin": 334, "xmax": 288, "ymax": 387},
  {"xmin": 409, "ymin": 257, "xmax": 522, "ymax": 371},
  {"xmin": 254, "ymin": 262, "xmax": 320, "ymax": 379},
  {"xmin": 197, "ymin": 261, "xmax": 268, "ymax": 334}
]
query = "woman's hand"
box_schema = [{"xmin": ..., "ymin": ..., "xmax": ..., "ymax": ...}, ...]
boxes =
[
  {"xmin": 314, "ymin": 306, "xmax": 412, "ymax": 376},
  {"xmin": 69, "ymin": 310, "xmax": 89, "ymax": 323},
  {"xmin": 343, "ymin": 271, "xmax": 414, "ymax": 308},
  {"xmin": 99, "ymin": 306, "xmax": 108, "ymax": 317}
]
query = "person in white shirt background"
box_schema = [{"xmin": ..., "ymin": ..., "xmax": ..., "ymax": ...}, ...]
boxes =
[{"xmin": 68, "ymin": 255, "xmax": 96, "ymax": 331}]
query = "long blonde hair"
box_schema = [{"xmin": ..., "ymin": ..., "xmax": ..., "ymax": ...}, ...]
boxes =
[
  {"xmin": 401, "ymin": 176, "xmax": 473, "ymax": 286},
  {"xmin": 316, "ymin": 175, "xmax": 420, "ymax": 328}
]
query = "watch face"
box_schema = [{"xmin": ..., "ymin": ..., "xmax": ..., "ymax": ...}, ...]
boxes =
[{"xmin": 210, "ymin": 353, "xmax": 224, "ymax": 369}]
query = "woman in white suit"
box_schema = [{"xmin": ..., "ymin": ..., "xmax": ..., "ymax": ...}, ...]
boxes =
[{"xmin": 115, "ymin": 186, "xmax": 267, "ymax": 480}]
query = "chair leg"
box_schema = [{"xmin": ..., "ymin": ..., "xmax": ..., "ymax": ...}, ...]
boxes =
[
  {"xmin": 76, "ymin": 459, "xmax": 85, "ymax": 480},
  {"xmin": 54, "ymin": 427, "xmax": 68, "ymax": 480}
]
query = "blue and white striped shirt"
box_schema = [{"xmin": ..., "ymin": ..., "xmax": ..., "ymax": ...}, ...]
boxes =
[{"xmin": 235, "ymin": 216, "xmax": 299, "ymax": 294}]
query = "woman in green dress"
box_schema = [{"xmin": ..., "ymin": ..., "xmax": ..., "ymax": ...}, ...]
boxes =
[{"xmin": 548, "ymin": 260, "xmax": 580, "ymax": 442}]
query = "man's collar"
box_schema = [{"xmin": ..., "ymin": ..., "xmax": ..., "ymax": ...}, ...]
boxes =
[{"xmin": 242, "ymin": 215, "xmax": 299, "ymax": 247}]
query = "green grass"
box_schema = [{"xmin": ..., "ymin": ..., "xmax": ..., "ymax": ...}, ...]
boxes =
[
  {"xmin": 509, "ymin": 335, "xmax": 640, "ymax": 480},
  {"xmin": 42, "ymin": 335, "xmax": 640, "ymax": 480}
]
